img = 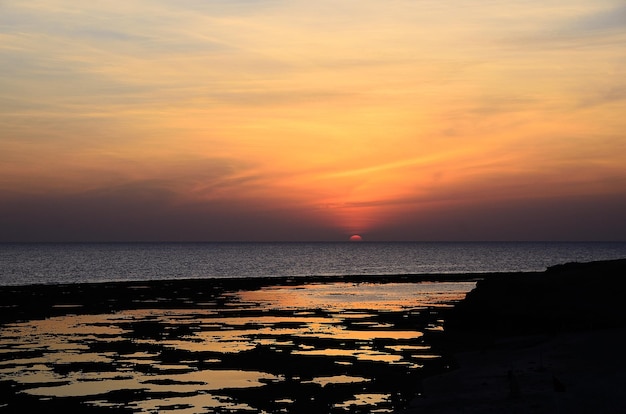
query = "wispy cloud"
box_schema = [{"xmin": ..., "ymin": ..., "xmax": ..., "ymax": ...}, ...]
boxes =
[{"xmin": 1, "ymin": 0, "xmax": 625, "ymax": 240}]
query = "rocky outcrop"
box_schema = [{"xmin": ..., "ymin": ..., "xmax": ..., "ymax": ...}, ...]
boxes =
[{"xmin": 443, "ymin": 258, "xmax": 626, "ymax": 346}]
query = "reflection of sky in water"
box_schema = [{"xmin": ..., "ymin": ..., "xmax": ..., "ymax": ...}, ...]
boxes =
[
  {"xmin": 0, "ymin": 281, "xmax": 474, "ymax": 413},
  {"xmin": 231, "ymin": 282, "xmax": 475, "ymax": 311},
  {"xmin": 24, "ymin": 370, "xmax": 279, "ymax": 397},
  {"xmin": 304, "ymin": 375, "xmax": 370, "ymax": 387},
  {"xmin": 334, "ymin": 393, "xmax": 393, "ymax": 412}
]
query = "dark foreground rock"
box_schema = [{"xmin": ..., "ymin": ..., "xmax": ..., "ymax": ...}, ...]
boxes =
[
  {"xmin": 402, "ymin": 258, "xmax": 626, "ymax": 414},
  {"xmin": 444, "ymin": 258, "xmax": 626, "ymax": 345}
]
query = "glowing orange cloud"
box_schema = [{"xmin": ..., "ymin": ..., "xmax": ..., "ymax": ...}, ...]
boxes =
[{"xmin": 1, "ymin": 1, "xmax": 625, "ymax": 241}]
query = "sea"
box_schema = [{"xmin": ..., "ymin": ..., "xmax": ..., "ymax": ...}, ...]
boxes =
[
  {"xmin": 2, "ymin": 241, "xmax": 626, "ymax": 413},
  {"xmin": 1, "ymin": 241, "xmax": 625, "ymax": 286}
]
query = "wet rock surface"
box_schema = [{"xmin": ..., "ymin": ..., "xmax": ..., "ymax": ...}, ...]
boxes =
[{"xmin": 0, "ymin": 276, "xmax": 477, "ymax": 414}]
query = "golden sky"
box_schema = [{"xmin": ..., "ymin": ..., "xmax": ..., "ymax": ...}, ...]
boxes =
[{"xmin": 1, "ymin": 0, "xmax": 625, "ymax": 241}]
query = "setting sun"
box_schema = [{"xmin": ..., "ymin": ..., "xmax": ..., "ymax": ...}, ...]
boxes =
[
  {"xmin": 1, "ymin": 1, "xmax": 625, "ymax": 242},
  {"xmin": 349, "ymin": 235, "xmax": 363, "ymax": 242}
]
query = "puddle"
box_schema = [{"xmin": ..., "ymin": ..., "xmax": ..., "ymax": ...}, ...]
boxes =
[
  {"xmin": 233, "ymin": 282, "xmax": 475, "ymax": 312},
  {"xmin": 334, "ymin": 393, "xmax": 393, "ymax": 411},
  {"xmin": 304, "ymin": 375, "xmax": 370, "ymax": 387},
  {"xmin": 125, "ymin": 393, "xmax": 256, "ymax": 414}
]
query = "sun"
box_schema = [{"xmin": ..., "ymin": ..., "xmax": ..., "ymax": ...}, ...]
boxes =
[{"xmin": 349, "ymin": 234, "xmax": 363, "ymax": 242}]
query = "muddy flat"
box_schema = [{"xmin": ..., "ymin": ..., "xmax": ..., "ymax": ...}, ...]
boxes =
[{"xmin": 0, "ymin": 275, "xmax": 478, "ymax": 413}]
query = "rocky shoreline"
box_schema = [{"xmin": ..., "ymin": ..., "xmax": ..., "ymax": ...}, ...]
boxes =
[
  {"xmin": 403, "ymin": 258, "xmax": 626, "ymax": 413},
  {"xmin": 2, "ymin": 259, "xmax": 625, "ymax": 413},
  {"xmin": 0, "ymin": 273, "xmax": 477, "ymax": 414},
  {"xmin": 0, "ymin": 273, "xmax": 479, "ymax": 325}
]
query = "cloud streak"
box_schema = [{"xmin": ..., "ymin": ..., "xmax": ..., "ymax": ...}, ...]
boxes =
[{"xmin": 1, "ymin": 0, "xmax": 625, "ymax": 241}]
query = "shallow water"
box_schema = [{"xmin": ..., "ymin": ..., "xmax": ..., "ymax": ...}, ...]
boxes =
[{"xmin": 0, "ymin": 281, "xmax": 474, "ymax": 413}]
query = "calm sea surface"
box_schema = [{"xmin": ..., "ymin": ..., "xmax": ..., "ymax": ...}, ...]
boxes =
[
  {"xmin": 2, "ymin": 242, "xmax": 626, "ymax": 413},
  {"xmin": 1, "ymin": 242, "xmax": 625, "ymax": 286}
]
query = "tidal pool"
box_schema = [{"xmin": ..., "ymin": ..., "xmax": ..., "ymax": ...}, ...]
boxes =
[{"xmin": 0, "ymin": 280, "xmax": 474, "ymax": 413}]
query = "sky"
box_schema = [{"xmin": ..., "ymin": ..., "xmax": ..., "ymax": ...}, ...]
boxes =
[{"xmin": 1, "ymin": 0, "xmax": 625, "ymax": 242}]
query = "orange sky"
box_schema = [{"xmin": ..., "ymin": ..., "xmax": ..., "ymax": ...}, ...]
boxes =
[{"xmin": 1, "ymin": 1, "xmax": 625, "ymax": 241}]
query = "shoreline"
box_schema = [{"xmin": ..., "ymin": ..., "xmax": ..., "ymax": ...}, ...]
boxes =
[
  {"xmin": 403, "ymin": 258, "xmax": 626, "ymax": 413},
  {"xmin": 0, "ymin": 272, "xmax": 488, "ymax": 325},
  {"xmin": 2, "ymin": 259, "xmax": 625, "ymax": 413},
  {"xmin": 0, "ymin": 272, "xmax": 479, "ymax": 413}
]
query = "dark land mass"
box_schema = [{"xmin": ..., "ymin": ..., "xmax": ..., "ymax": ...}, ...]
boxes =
[
  {"xmin": 446, "ymin": 258, "xmax": 626, "ymax": 337},
  {"xmin": 404, "ymin": 258, "xmax": 626, "ymax": 413}
]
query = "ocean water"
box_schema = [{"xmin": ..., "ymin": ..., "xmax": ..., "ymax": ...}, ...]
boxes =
[
  {"xmin": 2, "ymin": 243, "xmax": 626, "ymax": 413},
  {"xmin": 1, "ymin": 242, "xmax": 625, "ymax": 286}
]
